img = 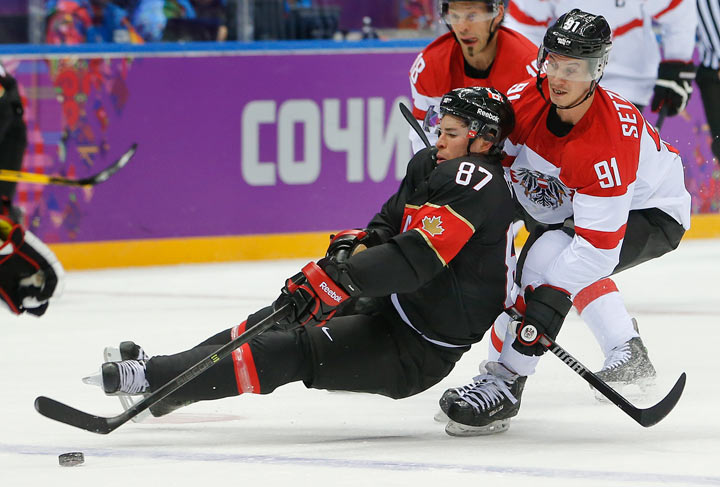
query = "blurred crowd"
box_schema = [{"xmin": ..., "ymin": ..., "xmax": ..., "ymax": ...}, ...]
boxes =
[
  {"xmin": 39, "ymin": 0, "xmax": 434, "ymax": 44},
  {"xmin": 0, "ymin": 0, "xmax": 438, "ymax": 44},
  {"xmin": 45, "ymin": 0, "xmax": 230, "ymax": 43}
]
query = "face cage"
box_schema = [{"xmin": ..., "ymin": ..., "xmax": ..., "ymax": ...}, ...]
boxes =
[
  {"xmin": 536, "ymin": 45, "xmax": 606, "ymax": 83},
  {"xmin": 441, "ymin": 1, "xmax": 500, "ymax": 25}
]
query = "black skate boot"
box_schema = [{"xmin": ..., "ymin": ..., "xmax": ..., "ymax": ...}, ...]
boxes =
[
  {"xmin": 442, "ymin": 362, "xmax": 527, "ymax": 436},
  {"xmin": 594, "ymin": 319, "xmax": 656, "ymax": 394},
  {"xmin": 83, "ymin": 341, "xmax": 153, "ymax": 422},
  {"xmin": 434, "ymin": 361, "xmax": 490, "ymax": 423},
  {"xmin": 101, "ymin": 341, "xmax": 191, "ymax": 417},
  {"xmin": 83, "ymin": 359, "xmax": 149, "ymax": 395}
]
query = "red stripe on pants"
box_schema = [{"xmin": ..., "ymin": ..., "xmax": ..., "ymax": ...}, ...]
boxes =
[
  {"xmin": 491, "ymin": 324, "xmax": 504, "ymax": 353},
  {"xmin": 573, "ymin": 278, "xmax": 619, "ymax": 314},
  {"xmin": 230, "ymin": 321, "xmax": 261, "ymax": 394}
]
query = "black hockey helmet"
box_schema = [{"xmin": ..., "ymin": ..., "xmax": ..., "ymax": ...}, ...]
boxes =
[
  {"xmin": 536, "ymin": 9, "xmax": 612, "ymax": 108},
  {"xmin": 438, "ymin": 86, "xmax": 515, "ymax": 155}
]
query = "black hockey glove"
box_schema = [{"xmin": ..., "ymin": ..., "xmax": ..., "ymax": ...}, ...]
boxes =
[
  {"xmin": 512, "ymin": 285, "xmax": 573, "ymax": 356},
  {"xmin": 273, "ymin": 261, "xmax": 352, "ymax": 329},
  {"xmin": 325, "ymin": 229, "xmax": 381, "ymax": 262},
  {"xmin": 0, "ymin": 216, "xmax": 64, "ymax": 316},
  {"xmin": 651, "ymin": 61, "xmax": 696, "ymax": 116}
]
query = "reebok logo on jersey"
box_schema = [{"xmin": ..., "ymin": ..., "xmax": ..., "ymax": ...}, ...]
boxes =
[
  {"xmin": 320, "ymin": 281, "xmax": 343, "ymax": 303},
  {"xmin": 421, "ymin": 216, "xmax": 445, "ymax": 237}
]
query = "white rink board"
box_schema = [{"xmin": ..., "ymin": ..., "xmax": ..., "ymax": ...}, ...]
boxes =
[{"xmin": 1, "ymin": 240, "xmax": 719, "ymax": 487}]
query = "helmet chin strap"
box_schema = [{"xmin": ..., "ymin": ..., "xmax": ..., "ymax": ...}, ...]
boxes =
[
  {"xmin": 466, "ymin": 138, "xmax": 478, "ymax": 154},
  {"xmin": 486, "ymin": 14, "xmax": 500, "ymax": 44}
]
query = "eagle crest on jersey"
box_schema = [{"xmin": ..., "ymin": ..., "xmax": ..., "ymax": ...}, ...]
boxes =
[
  {"xmin": 421, "ymin": 216, "xmax": 445, "ymax": 237},
  {"xmin": 511, "ymin": 168, "xmax": 572, "ymax": 209}
]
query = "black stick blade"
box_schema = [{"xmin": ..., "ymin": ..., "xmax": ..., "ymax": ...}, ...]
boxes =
[
  {"xmin": 399, "ymin": 102, "xmax": 432, "ymax": 149},
  {"xmin": 34, "ymin": 396, "xmax": 117, "ymax": 434},
  {"xmin": 34, "ymin": 304, "xmax": 289, "ymax": 435},
  {"xmin": 637, "ymin": 372, "xmax": 687, "ymax": 427},
  {"xmin": 74, "ymin": 143, "xmax": 138, "ymax": 186}
]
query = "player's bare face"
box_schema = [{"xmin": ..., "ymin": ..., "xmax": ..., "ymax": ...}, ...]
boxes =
[
  {"xmin": 436, "ymin": 115, "xmax": 474, "ymax": 162},
  {"xmin": 447, "ymin": 3, "xmax": 497, "ymax": 57},
  {"xmin": 545, "ymin": 54, "xmax": 593, "ymax": 107}
]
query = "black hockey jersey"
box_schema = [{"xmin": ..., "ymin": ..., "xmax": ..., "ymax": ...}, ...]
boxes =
[
  {"xmin": 0, "ymin": 63, "xmax": 23, "ymax": 121},
  {"xmin": 344, "ymin": 148, "xmax": 516, "ymax": 347}
]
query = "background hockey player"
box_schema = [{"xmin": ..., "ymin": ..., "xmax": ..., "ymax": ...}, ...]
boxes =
[
  {"xmin": 696, "ymin": 0, "xmax": 720, "ymax": 163},
  {"xmin": 0, "ymin": 62, "xmax": 27, "ymax": 223},
  {"xmin": 439, "ymin": 10, "xmax": 691, "ymax": 436},
  {"xmin": 504, "ymin": 0, "xmax": 698, "ymax": 115},
  {"xmin": 408, "ymin": 0, "xmax": 538, "ymax": 153},
  {"xmin": 83, "ymin": 87, "xmax": 519, "ymax": 421},
  {"xmin": 0, "ymin": 62, "xmax": 64, "ymax": 317}
]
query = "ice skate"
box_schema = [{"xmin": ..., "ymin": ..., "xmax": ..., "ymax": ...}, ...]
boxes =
[
  {"xmin": 82, "ymin": 359, "xmax": 148, "ymax": 395},
  {"xmin": 441, "ymin": 361, "xmax": 526, "ymax": 436},
  {"xmin": 107, "ymin": 341, "xmax": 195, "ymax": 418},
  {"xmin": 84, "ymin": 341, "xmax": 152, "ymax": 422},
  {"xmin": 434, "ymin": 360, "xmax": 490, "ymax": 423},
  {"xmin": 593, "ymin": 319, "xmax": 656, "ymax": 399}
]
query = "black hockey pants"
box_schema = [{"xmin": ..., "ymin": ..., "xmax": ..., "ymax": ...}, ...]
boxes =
[{"xmin": 145, "ymin": 299, "xmax": 467, "ymax": 410}]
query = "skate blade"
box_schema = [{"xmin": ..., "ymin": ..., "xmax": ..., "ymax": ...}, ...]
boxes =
[
  {"xmin": 81, "ymin": 370, "xmax": 103, "ymax": 388},
  {"xmin": 81, "ymin": 369, "xmax": 145, "ymax": 397},
  {"xmin": 434, "ymin": 409, "xmax": 450, "ymax": 423},
  {"xmin": 445, "ymin": 419, "xmax": 510, "ymax": 437},
  {"xmin": 592, "ymin": 377, "xmax": 657, "ymax": 403},
  {"xmin": 103, "ymin": 345, "xmax": 152, "ymax": 423}
]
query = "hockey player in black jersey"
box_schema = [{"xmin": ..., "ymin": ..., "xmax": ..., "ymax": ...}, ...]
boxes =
[
  {"xmin": 0, "ymin": 63, "xmax": 26, "ymax": 219},
  {"xmin": 0, "ymin": 63, "xmax": 64, "ymax": 317},
  {"xmin": 83, "ymin": 87, "xmax": 519, "ymax": 422}
]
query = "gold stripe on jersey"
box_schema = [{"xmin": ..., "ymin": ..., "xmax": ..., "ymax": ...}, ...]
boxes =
[{"xmin": 412, "ymin": 227, "xmax": 447, "ymax": 266}]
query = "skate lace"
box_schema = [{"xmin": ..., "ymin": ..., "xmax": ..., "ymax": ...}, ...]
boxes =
[
  {"xmin": 601, "ymin": 342, "xmax": 631, "ymax": 371},
  {"xmin": 118, "ymin": 360, "xmax": 149, "ymax": 394},
  {"xmin": 455, "ymin": 373, "xmax": 518, "ymax": 413}
]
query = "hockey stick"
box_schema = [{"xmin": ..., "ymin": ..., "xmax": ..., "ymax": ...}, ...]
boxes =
[
  {"xmin": 0, "ymin": 143, "xmax": 137, "ymax": 187},
  {"xmin": 540, "ymin": 334, "xmax": 686, "ymax": 427},
  {"xmin": 34, "ymin": 303, "xmax": 292, "ymax": 434},
  {"xmin": 399, "ymin": 102, "xmax": 432, "ymax": 149}
]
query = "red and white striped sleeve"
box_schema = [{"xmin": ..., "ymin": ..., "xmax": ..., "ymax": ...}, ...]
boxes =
[
  {"xmin": 542, "ymin": 108, "xmax": 642, "ymax": 295},
  {"xmin": 543, "ymin": 168, "xmax": 636, "ymax": 296},
  {"xmin": 504, "ymin": 0, "xmax": 554, "ymax": 47}
]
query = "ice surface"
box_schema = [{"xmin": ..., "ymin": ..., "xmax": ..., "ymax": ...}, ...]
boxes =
[{"xmin": 2, "ymin": 240, "xmax": 719, "ymax": 486}]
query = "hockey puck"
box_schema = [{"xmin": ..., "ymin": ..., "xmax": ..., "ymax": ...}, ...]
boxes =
[{"xmin": 58, "ymin": 452, "xmax": 84, "ymax": 467}]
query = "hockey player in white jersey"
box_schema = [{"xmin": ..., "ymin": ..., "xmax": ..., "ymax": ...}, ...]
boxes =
[
  {"xmin": 439, "ymin": 9, "xmax": 691, "ymax": 436},
  {"xmin": 504, "ymin": 0, "xmax": 697, "ymax": 114}
]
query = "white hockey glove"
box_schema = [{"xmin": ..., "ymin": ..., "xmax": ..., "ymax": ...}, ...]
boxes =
[{"xmin": 0, "ymin": 216, "xmax": 64, "ymax": 316}]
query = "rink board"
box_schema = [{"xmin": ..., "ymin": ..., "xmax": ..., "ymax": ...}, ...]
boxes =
[
  {"xmin": 0, "ymin": 42, "xmax": 716, "ymax": 269},
  {"xmin": 47, "ymin": 213, "xmax": 719, "ymax": 269}
]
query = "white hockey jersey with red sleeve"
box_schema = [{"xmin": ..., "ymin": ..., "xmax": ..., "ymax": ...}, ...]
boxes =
[
  {"xmin": 504, "ymin": 0, "xmax": 697, "ymax": 106},
  {"xmin": 408, "ymin": 27, "xmax": 538, "ymax": 153},
  {"xmin": 503, "ymin": 80, "xmax": 691, "ymax": 295}
]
